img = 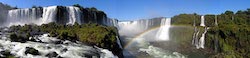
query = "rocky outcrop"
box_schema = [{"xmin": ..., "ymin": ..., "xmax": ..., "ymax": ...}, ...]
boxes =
[
  {"xmin": 25, "ymin": 47, "xmax": 40, "ymax": 55},
  {"xmin": 0, "ymin": 2, "xmax": 12, "ymax": 26}
]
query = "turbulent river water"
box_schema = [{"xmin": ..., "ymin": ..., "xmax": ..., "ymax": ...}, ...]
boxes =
[{"xmin": 0, "ymin": 29, "xmax": 117, "ymax": 58}]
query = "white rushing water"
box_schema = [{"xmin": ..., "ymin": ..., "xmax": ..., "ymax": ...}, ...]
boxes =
[
  {"xmin": 136, "ymin": 37, "xmax": 186, "ymax": 58},
  {"xmin": 7, "ymin": 6, "xmax": 56, "ymax": 26},
  {"xmin": 200, "ymin": 16, "xmax": 205, "ymax": 27},
  {"xmin": 215, "ymin": 15, "xmax": 218, "ymax": 26},
  {"xmin": 198, "ymin": 27, "xmax": 209, "ymax": 49},
  {"xmin": 139, "ymin": 45, "xmax": 185, "ymax": 58},
  {"xmin": 41, "ymin": 6, "xmax": 58, "ymax": 25},
  {"xmin": 0, "ymin": 33, "xmax": 117, "ymax": 58},
  {"xmin": 156, "ymin": 18, "xmax": 171, "ymax": 41},
  {"xmin": 6, "ymin": 6, "xmax": 118, "ymax": 27},
  {"xmin": 118, "ymin": 18, "xmax": 171, "ymax": 41},
  {"xmin": 193, "ymin": 16, "xmax": 209, "ymax": 49},
  {"xmin": 192, "ymin": 27, "xmax": 200, "ymax": 49},
  {"xmin": 66, "ymin": 6, "xmax": 82, "ymax": 25},
  {"xmin": 7, "ymin": 6, "xmax": 82, "ymax": 26}
]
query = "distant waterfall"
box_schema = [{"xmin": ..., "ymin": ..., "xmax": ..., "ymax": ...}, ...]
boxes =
[
  {"xmin": 118, "ymin": 18, "xmax": 171, "ymax": 41},
  {"xmin": 118, "ymin": 18, "xmax": 162, "ymax": 37},
  {"xmin": 192, "ymin": 15, "xmax": 209, "ymax": 49},
  {"xmin": 215, "ymin": 15, "xmax": 218, "ymax": 26},
  {"xmin": 156, "ymin": 18, "xmax": 171, "ymax": 41},
  {"xmin": 7, "ymin": 6, "xmax": 82, "ymax": 26},
  {"xmin": 118, "ymin": 18, "xmax": 186, "ymax": 58},
  {"xmin": 198, "ymin": 27, "xmax": 208, "ymax": 48},
  {"xmin": 192, "ymin": 27, "xmax": 200, "ymax": 48},
  {"xmin": 8, "ymin": 7, "xmax": 44, "ymax": 26},
  {"xmin": 200, "ymin": 15, "xmax": 205, "ymax": 26}
]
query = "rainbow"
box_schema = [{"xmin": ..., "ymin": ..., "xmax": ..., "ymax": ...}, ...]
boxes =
[
  {"xmin": 122, "ymin": 25, "xmax": 193, "ymax": 48},
  {"xmin": 123, "ymin": 26, "xmax": 163, "ymax": 48}
]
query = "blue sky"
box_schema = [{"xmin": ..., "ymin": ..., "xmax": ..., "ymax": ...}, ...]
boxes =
[{"xmin": 0, "ymin": 0, "xmax": 249, "ymax": 21}]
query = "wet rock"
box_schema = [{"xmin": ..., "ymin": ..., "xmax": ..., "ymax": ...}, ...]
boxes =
[
  {"xmin": 28, "ymin": 37, "xmax": 43, "ymax": 43},
  {"xmin": 54, "ymin": 40, "xmax": 63, "ymax": 44},
  {"xmin": 58, "ymin": 56, "xmax": 64, "ymax": 58},
  {"xmin": 0, "ymin": 50, "xmax": 15, "ymax": 58},
  {"xmin": 61, "ymin": 48, "xmax": 68, "ymax": 52},
  {"xmin": 0, "ymin": 50, "xmax": 11, "ymax": 56},
  {"xmin": 46, "ymin": 52, "xmax": 58, "ymax": 57},
  {"xmin": 25, "ymin": 47, "xmax": 40, "ymax": 55}
]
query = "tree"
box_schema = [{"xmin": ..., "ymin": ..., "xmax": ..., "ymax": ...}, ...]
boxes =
[
  {"xmin": 73, "ymin": 4, "xmax": 83, "ymax": 8},
  {"xmin": 224, "ymin": 10, "xmax": 234, "ymax": 15},
  {"xmin": 13, "ymin": 6, "xmax": 18, "ymax": 9},
  {"xmin": 32, "ymin": 5, "xmax": 37, "ymax": 8},
  {"xmin": 90, "ymin": 7, "xmax": 98, "ymax": 11},
  {"xmin": 236, "ymin": 10, "xmax": 245, "ymax": 14},
  {"xmin": 246, "ymin": 8, "xmax": 250, "ymax": 15}
]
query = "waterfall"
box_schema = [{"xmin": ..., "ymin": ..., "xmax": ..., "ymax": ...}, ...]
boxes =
[
  {"xmin": 200, "ymin": 15, "xmax": 205, "ymax": 27},
  {"xmin": 155, "ymin": 18, "xmax": 171, "ymax": 41},
  {"xmin": 118, "ymin": 18, "xmax": 163, "ymax": 37},
  {"xmin": 6, "ymin": 6, "xmax": 117, "ymax": 26},
  {"xmin": 198, "ymin": 27, "xmax": 208, "ymax": 49},
  {"xmin": 7, "ymin": 6, "xmax": 58, "ymax": 26},
  {"xmin": 118, "ymin": 17, "xmax": 171, "ymax": 41},
  {"xmin": 215, "ymin": 15, "xmax": 218, "ymax": 26},
  {"xmin": 7, "ymin": 8, "xmax": 44, "ymax": 26},
  {"xmin": 192, "ymin": 15, "xmax": 209, "ymax": 49},
  {"xmin": 192, "ymin": 27, "xmax": 200, "ymax": 48},
  {"xmin": 66, "ymin": 6, "xmax": 82, "ymax": 25},
  {"xmin": 41, "ymin": 6, "xmax": 57, "ymax": 24},
  {"xmin": 118, "ymin": 18, "xmax": 186, "ymax": 58}
]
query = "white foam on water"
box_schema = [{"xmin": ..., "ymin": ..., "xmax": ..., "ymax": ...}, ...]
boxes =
[
  {"xmin": 0, "ymin": 33, "xmax": 117, "ymax": 58},
  {"xmin": 139, "ymin": 46, "xmax": 186, "ymax": 58}
]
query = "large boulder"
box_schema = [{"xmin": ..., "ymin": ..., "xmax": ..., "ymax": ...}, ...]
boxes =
[
  {"xmin": 46, "ymin": 52, "xmax": 58, "ymax": 57},
  {"xmin": 25, "ymin": 47, "xmax": 40, "ymax": 55}
]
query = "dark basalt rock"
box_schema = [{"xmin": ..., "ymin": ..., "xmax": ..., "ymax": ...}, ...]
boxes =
[
  {"xmin": 9, "ymin": 33, "xmax": 28, "ymax": 43},
  {"xmin": 0, "ymin": 50, "xmax": 16, "ymax": 58},
  {"xmin": 46, "ymin": 52, "xmax": 58, "ymax": 57},
  {"xmin": 62, "ymin": 48, "xmax": 68, "ymax": 52},
  {"xmin": 54, "ymin": 40, "xmax": 63, "ymax": 44},
  {"xmin": 0, "ymin": 50, "xmax": 11, "ymax": 56},
  {"xmin": 25, "ymin": 47, "xmax": 40, "ymax": 55}
]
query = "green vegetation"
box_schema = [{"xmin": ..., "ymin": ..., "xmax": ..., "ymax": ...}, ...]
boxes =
[
  {"xmin": 39, "ymin": 22, "xmax": 119, "ymax": 49},
  {"xmin": 171, "ymin": 8, "xmax": 250, "ymax": 58},
  {"xmin": 205, "ymin": 9, "xmax": 250, "ymax": 58},
  {"xmin": 171, "ymin": 13, "xmax": 200, "ymax": 26}
]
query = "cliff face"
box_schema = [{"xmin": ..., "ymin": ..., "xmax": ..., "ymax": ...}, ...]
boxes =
[{"xmin": 0, "ymin": 2, "xmax": 12, "ymax": 26}]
